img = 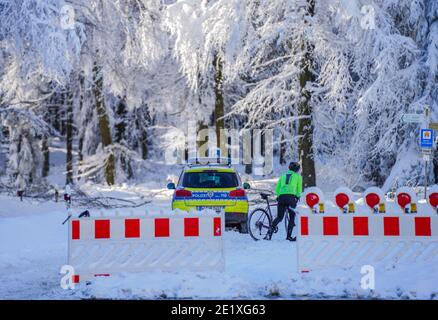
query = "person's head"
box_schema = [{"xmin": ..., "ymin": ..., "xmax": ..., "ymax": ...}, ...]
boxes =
[{"xmin": 288, "ymin": 161, "xmax": 300, "ymax": 173}]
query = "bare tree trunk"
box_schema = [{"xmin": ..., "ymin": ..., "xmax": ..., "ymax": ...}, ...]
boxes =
[
  {"xmin": 279, "ymin": 132, "xmax": 286, "ymax": 165},
  {"xmin": 66, "ymin": 90, "xmax": 74, "ymax": 185},
  {"xmin": 93, "ymin": 61, "xmax": 115, "ymax": 185},
  {"xmin": 42, "ymin": 135, "xmax": 50, "ymax": 178},
  {"xmin": 135, "ymin": 107, "xmax": 150, "ymax": 160},
  {"xmin": 141, "ymin": 130, "xmax": 148, "ymax": 160},
  {"xmin": 140, "ymin": 111, "xmax": 148, "ymax": 160},
  {"xmin": 77, "ymin": 136, "xmax": 83, "ymax": 181},
  {"xmin": 213, "ymin": 55, "xmax": 226, "ymax": 157},
  {"xmin": 115, "ymin": 99, "xmax": 133, "ymax": 179},
  {"xmin": 245, "ymin": 129, "xmax": 253, "ymax": 174},
  {"xmin": 77, "ymin": 73, "xmax": 85, "ymax": 181},
  {"xmin": 297, "ymin": 0, "xmax": 316, "ymax": 188},
  {"xmin": 434, "ymin": 150, "xmax": 438, "ymax": 184}
]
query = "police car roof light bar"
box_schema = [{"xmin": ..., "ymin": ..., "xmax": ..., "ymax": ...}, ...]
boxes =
[{"xmin": 187, "ymin": 157, "xmax": 231, "ymax": 167}]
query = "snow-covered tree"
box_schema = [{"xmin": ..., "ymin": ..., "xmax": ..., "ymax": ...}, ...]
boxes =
[
  {"xmin": 60, "ymin": 0, "xmax": 166, "ymax": 185},
  {"xmin": 4, "ymin": 113, "xmax": 43, "ymax": 189},
  {"xmin": 0, "ymin": 0, "xmax": 82, "ymax": 104},
  {"xmin": 165, "ymin": 0, "xmax": 253, "ymax": 157},
  {"xmin": 0, "ymin": 0, "xmax": 436, "ymax": 191},
  {"xmin": 314, "ymin": 0, "xmax": 433, "ymax": 189}
]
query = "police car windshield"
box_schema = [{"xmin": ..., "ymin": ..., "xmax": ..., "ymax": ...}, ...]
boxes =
[{"xmin": 182, "ymin": 171, "xmax": 239, "ymax": 188}]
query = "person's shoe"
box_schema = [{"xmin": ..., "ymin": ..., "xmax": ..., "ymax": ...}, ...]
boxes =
[
  {"xmin": 264, "ymin": 228, "xmax": 273, "ymax": 240},
  {"xmin": 286, "ymin": 236, "xmax": 296, "ymax": 242}
]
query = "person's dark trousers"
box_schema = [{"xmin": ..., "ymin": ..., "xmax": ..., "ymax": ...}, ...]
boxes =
[
  {"xmin": 285, "ymin": 206, "xmax": 296, "ymax": 238},
  {"xmin": 271, "ymin": 194, "xmax": 297, "ymax": 237}
]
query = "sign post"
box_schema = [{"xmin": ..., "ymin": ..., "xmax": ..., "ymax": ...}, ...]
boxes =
[
  {"xmin": 419, "ymin": 107, "xmax": 434, "ymax": 199},
  {"xmin": 402, "ymin": 107, "xmax": 436, "ymax": 199}
]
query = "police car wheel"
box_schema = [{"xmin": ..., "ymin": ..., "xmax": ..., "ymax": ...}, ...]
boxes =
[{"xmin": 239, "ymin": 222, "xmax": 248, "ymax": 234}]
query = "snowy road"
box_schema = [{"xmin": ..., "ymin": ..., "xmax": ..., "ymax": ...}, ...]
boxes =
[
  {"xmin": 0, "ymin": 193, "xmax": 437, "ymax": 300},
  {"xmin": 0, "ymin": 197, "xmax": 297, "ymax": 299},
  {"xmin": 0, "ymin": 199, "xmax": 68, "ymax": 299}
]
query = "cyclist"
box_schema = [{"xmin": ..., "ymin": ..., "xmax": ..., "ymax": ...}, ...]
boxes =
[{"xmin": 266, "ymin": 161, "xmax": 302, "ymax": 241}]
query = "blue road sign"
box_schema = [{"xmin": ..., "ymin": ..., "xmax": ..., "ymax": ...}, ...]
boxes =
[{"xmin": 420, "ymin": 129, "xmax": 434, "ymax": 148}]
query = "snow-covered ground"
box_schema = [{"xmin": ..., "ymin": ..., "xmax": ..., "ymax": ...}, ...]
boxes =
[{"xmin": 0, "ymin": 180, "xmax": 437, "ymax": 300}]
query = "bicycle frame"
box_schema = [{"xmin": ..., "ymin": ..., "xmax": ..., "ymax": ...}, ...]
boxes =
[
  {"xmin": 265, "ymin": 197, "xmax": 274, "ymax": 219},
  {"xmin": 249, "ymin": 193, "xmax": 296, "ymax": 241},
  {"xmin": 264, "ymin": 197, "xmax": 294, "ymax": 232}
]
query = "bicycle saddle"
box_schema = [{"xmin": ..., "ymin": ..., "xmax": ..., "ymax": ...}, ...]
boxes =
[{"xmin": 260, "ymin": 193, "xmax": 269, "ymax": 200}]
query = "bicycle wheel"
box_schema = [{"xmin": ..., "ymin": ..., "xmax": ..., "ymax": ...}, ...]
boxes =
[{"xmin": 248, "ymin": 208, "xmax": 272, "ymax": 241}]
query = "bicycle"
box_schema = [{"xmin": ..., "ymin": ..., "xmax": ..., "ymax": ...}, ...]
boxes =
[{"xmin": 248, "ymin": 193, "xmax": 293, "ymax": 241}]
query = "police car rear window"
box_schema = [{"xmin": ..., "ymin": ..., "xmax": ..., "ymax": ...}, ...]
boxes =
[{"xmin": 181, "ymin": 172, "xmax": 239, "ymax": 188}]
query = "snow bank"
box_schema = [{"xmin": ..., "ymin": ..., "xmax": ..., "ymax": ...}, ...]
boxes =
[{"xmin": 72, "ymin": 238, "xmax": 438, "ymax": 300}]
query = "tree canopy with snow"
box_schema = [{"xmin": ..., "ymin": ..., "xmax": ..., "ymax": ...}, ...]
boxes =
[{"xmin": 0, "ymin": 0, "xmax": 437, "ymax": 192}]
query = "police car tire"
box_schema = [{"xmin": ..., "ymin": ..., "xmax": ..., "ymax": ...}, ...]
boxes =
[{"xmin": 239, "ymin": 221, "xmax": 248, "ymax": 234}]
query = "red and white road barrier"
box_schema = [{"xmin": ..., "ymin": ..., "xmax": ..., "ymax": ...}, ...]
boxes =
[
  {"xmin": 297, "ymin": 186, "xmax": 438, "ymax": 272},
  {"xmin": 68, "ymin": 210, "xmax": 225, "ymax": 283}
]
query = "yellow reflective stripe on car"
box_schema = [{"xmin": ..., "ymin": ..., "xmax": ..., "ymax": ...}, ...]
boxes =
[
  {"xmin": 184, "ymin": 167, "xmax": 235, "ymax": 173},
  {"xmin": 172, "ymin": 199, "xmax": 248, "ymax": 214}
]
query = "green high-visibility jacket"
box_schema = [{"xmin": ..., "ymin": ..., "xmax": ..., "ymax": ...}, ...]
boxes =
[{"xmin": 275, "ymin": 170, "xmax": 302, "ymax": 197}]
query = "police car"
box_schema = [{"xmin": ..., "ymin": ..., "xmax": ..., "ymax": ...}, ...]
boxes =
[{"xmin": 167, "ymin": 157, "xmax": 250, "ymax": 233}]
